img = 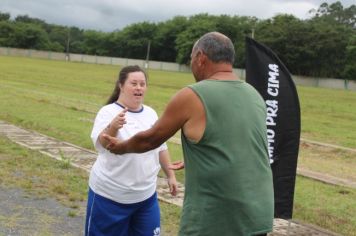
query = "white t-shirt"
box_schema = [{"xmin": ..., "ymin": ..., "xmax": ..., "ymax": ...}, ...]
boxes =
[{"xmin": 89, "ymin": 102, "xmax": 167, "ymax": 204}]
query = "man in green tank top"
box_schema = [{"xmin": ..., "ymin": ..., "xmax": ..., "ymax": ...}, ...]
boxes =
[{"xmin": 104, "ymin": 32, "xmax": 274, "ymax": 236}]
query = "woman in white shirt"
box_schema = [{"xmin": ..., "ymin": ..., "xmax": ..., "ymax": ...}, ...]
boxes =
[{"xmin": 85, "ymin": 65, "xmax": 177, "ymax": 236}]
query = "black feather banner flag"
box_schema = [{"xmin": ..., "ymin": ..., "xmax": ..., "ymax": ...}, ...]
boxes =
[{"xmin": 245, "ymin": 37, "xmax": 301, "ymax": 219}]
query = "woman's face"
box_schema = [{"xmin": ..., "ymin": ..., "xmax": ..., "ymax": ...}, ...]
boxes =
[{"xmin": 119, "ymin": 71, "xmax": 147, "ymax": 107}]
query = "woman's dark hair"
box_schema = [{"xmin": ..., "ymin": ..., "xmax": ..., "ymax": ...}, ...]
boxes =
[{"xmin": 106, "ymin": 65, "xmax": 147, "ymax": 104}]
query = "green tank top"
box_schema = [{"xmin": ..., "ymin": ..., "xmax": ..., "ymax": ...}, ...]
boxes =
[{"xmin": 179, "ymin": 80, "xmax": 274, "ymax": 236}]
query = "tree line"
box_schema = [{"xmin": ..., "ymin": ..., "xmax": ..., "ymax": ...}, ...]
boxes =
[{"xmin": 0, "ymin": 1, "xmax": 355, "ymax": 79}]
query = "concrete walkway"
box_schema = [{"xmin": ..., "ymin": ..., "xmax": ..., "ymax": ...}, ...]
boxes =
[{"xmin": 0, "ymin": 120, "xmax": 342, "ymax": 235}]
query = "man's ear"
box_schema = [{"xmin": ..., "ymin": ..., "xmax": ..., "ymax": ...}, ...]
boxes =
[{"xmin": 197, "ymin": 51, "xmax": 207, "ymax": 67}]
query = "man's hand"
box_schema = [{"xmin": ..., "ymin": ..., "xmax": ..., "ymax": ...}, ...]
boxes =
[
  {"xmin": 169, "ymin": 160, "xmax": 184, "ymax": 170},
  {"xmin": 102, "ymin": 134, "xmax": 125, "ymax": 154}
]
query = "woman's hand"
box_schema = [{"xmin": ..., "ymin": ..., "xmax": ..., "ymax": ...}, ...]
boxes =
[
  {"xmin": 110, "ymin": 108, "xmax": 128, "ymax": 130},
  {"xmin": 99, "ymin": 108, "xmax": 128, "ymax": 148},
  {"xmin": 167, "ymin": 176, "xmax": 178, "ymax": 196}
]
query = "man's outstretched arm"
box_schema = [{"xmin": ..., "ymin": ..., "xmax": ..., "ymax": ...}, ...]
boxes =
[{"xmin": 104, "ymin": 88, "xmax": 194, "ymax": 154}]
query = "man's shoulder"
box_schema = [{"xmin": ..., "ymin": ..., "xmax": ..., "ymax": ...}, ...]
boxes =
[{"xmin": 164, "ymin": 87, "xmax": 199, "ymax": 112}]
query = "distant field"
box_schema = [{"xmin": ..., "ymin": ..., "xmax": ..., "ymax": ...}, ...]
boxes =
[
  {"xmin": 1, "ymin": 56, "xmax": 356, "ymax": 235},
  {"xmin": 1, "ymin": 55, "xmax": 355, "ymax": 180},
  {"xmin": 298, "ymin": 86, "xmax": 356, "ymax": 148},
  {"xmin": 1, "ymin": 56, "xmax": 355, "ymax": 148}
]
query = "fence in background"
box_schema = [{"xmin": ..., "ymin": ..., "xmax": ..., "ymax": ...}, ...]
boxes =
[
  {"xmin": 1, "ymin": 47, "xmax": 355, "ymax": 91},
  {"xmin": 0, "ymin": 47, "xmax": 191, "ymax": 73}
]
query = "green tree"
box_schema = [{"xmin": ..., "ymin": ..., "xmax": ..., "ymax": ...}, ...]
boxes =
[
  {"xmin": 311, "ymin": 1, "xmax": 356, "ymax": 28},
  {"xmin": 1, "ymin": 4, "xmax": 353, "ymax": 79},
  {"xmin": 343, "ymin": 35, "xmax": 356, "ymax": 80},
  {"xmin": 7, "ymin": 22, "xmax": 51, "ymax": 49},
  {"xmin": 255, "ymin": 14, "xmax": 312, "ymax": 75},
  {"xmin": 0, "ymin": 21, "xmax": 15, "ymax": 46},
  {"xmin": 306, "ymin": 1, "xmax": 355, "ymax": 77},
  {"xmin": 67, "ymin": 27, "xmax": 85, "ymax": 54},
  {"xmin": 116, "ymin": 22, "xmax": 157, "ymax": 59},
  {"xmin": 15, "ymin": 14, "xmax": 46, "ymax": 25},
  {"xmin": 81, "ymin": 30, "xmax": 110, "ymax": 55},
  {"xmin": 307, "ymin": 18, "xmax": 351, "ymax": 77},
  {"xmin": 47, "ymin": 25, "xmax": 69, "ymax": 52},
  {"xmin": 103, "ymin": 30, "xmax": 122, "ymax": 57},
  {"xmin": 0, "ymin": 12, "xmax": 10, "ymax": 21},
  {"xmin": 153, "ymin": 16, "xmax": 188, "ymax": 62},
  {"xmin": 175, "ymin": 14, "xmax": 218, "ymax": 64}
]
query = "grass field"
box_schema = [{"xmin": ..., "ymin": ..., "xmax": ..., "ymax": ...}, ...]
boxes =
[
  {"xmin": 0, "ymin": 56, "xmax": 355, "ymax": 235},
  {"xmin": 0, "ymin": 136, "xmax": 182, "ymax": 235},
  {"xmin": 1, "ymin": 56, "xmax": 356, "ymax": 149}
]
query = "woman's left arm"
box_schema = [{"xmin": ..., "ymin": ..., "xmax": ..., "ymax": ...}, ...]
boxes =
[{"xmin": 159, "ymin": 149, "xmax": 178, "ymax": 196}]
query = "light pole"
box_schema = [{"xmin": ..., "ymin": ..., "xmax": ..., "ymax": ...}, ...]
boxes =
[
  {"xmin": 66, "ymin": 28, "xmax": 70, "ymax": 61},
  {"xmin": 251, "ymin": 17, "xmax": 257, "ymax": 39},
  {"xmin": 145, "ymin": 40, "xmax": 151, "ymax": 70}
]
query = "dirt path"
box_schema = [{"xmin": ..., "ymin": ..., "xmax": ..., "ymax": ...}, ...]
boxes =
[{"xmin": 0, "ymin": 184, "xmax": 85, "ymax": 235}]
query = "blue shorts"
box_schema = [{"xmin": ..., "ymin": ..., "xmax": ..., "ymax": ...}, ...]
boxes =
[{"xmin": 85, "ymin": 188, "xmax": 160, "ymax": 236}]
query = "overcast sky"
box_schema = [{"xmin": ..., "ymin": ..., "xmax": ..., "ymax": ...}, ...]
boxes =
[{"xmin": 0, "ymin": 0, "xmax": 353, "ymax": 32}]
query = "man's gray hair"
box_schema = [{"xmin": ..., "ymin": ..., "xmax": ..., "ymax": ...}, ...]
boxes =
[{"xmin": 194, "ymin": 32, "xmax": 235, "ymax": 65}]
